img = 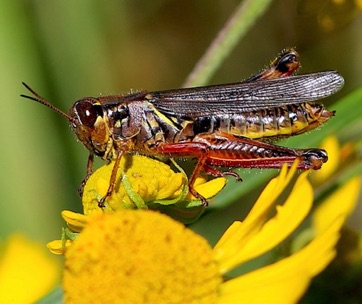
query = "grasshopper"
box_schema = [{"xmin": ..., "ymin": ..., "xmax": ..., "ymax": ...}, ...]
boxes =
[{"xmin": 21, "ymin": 49, "xmax": 344, "ymax": 206}]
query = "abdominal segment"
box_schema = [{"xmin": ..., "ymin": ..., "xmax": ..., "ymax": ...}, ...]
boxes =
[{"xmin": 192, "ymin": 102, "xmax": 334, "ymax": 140}]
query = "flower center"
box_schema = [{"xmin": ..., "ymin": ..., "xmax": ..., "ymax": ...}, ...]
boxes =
[{"xmin": 63, "ymin": 210, "xmax": 222, "ymax": 303}]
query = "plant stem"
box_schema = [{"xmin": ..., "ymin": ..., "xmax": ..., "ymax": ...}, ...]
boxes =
[{"xmin": 183, "ymin": 0, "xmax": 273, "ymax": 88}]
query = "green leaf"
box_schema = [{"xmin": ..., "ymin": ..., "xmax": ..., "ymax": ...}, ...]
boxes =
[{"xmin": 36, "ymin": 287, "xmax": 63, "ymax": 304}]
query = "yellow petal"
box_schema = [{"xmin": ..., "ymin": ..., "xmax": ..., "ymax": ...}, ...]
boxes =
[
  {"xmin": 229, "ymin": 172, "xmax": 312, "ymax": 265},
  {"xmin": 313, "ymin": 176, "xmax": 360, "ymax": 235},
  {"xmin": 188, "ymin": 177, "xmax": 227, "ymax": 200},
  {"xmin": 215, "ymin": 164, "xmax": 294, "ymax": 251},
  {"xmin": 218, "ymin": 216, "xmax": 344, "ymax": 304},
  {"xmin": 0, "ymin": 234, "xmax": 60, "ymax": 303},
  {"xmin": 61, "ymin": 210, "xmax": 88, "ymax": 232},
  {"xmin": 214, "ymin": 163, "xmax": 309, "ymax": 273},
  {"xmin": 311, "ymin": 136, "xmax": 340, "ymax": 184},
  {"xmin": 47, "ymin": 239, "xmax": 72, "ymax": 255},
  {"xmin": 242, "ymin": 161, "xmax": 299, "ymax": 222}
]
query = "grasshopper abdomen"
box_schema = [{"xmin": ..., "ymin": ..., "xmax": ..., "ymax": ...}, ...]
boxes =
[{"xmin": 190, "ymin": 102, "xmax": 334, "ymax": 140}]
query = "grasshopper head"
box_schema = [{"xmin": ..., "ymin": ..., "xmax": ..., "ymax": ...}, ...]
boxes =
[
  {"xmin": 70, "ymin": 98, "xmax": 112, "ymax": 159},
  {"xmin": 21, "ymin": 83, "xmax": 113, "ymax": 160}
]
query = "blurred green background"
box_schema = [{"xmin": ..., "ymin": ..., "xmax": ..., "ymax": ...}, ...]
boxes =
[{"xmin": 0, "ymin": 0, "xmax": 361, "ymax": 246}]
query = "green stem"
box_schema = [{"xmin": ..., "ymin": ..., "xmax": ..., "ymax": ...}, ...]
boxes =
[{"xmin": 183, "ymin": 0, "xmax": 273, "ymax": 87}]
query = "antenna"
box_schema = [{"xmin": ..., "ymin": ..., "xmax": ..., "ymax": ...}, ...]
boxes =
[{"xmin": 20, "ymin": 82, "xmax": 74, "ymax": 122}]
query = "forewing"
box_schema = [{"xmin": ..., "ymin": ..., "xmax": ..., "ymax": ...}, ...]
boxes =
[{"xmin": 148, "ymin": 71, "xmax": 344, "ymax": 117}]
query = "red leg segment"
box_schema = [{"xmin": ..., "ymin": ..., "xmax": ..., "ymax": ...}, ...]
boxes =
[{"xmin": 157, "ymin": 132, "xmax": 327, "ymax": 205}]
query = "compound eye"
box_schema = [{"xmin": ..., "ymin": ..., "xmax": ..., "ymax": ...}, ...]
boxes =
[{"xmin": 75, "ymin": 99, "xmax": 103, "ymax": 127}]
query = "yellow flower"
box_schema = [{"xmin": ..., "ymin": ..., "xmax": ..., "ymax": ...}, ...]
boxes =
[
  {"xmin": 0, "ymin": 234, "xmax": 61, "ymax": 303},
  {"xmin": 63, "ymin": 210, "xmax": 221, "ymax": 304},
  {"xmin": 57, "ymin": 163, "xmax": 359, "ymax": 303},
  {"xmin": 82, "ymin": 154, "xmax": 226, "ymax": 223}
]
